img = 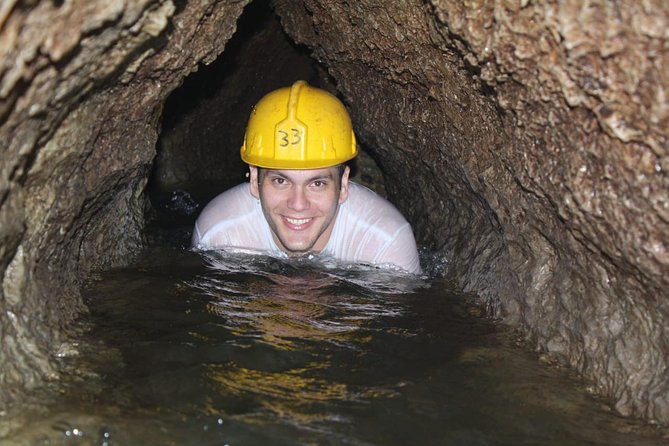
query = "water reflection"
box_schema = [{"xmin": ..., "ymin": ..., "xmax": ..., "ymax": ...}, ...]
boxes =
[
  {"xmin": 192, "ymin": 251, "xmax": 424, "ymax": 434},
  {"xmin": 192, "ymin": 251, "xmax": 424, "ymax": 349},
  {"xmin": 2, "ymin": 247, "xmax": 667, "ymax": 445}
]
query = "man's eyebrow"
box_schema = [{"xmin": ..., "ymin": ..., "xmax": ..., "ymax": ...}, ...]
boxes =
[
  {"xmin": 265, "ymin": 170, "xmax": 288, "ymax": 178},
  {"xmin": 307, "ymin": 173, "xmax": 335, "ymax": 182},
  {"xmin": 263, "ymin": 171, "xmax": 293, "ymax": 182},
  {"xmin": 264, "ymin": 171, "xmax": 335, "ymax": 182}
]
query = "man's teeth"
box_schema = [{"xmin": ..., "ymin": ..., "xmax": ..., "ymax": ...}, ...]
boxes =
[{"xmin": 286, "ymin": 217, "xmax": 310, "ymax": 225}]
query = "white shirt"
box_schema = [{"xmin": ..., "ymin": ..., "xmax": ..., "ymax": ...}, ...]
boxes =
[{"xmin": 192, "ymin": 182, "xmax": 422, "ymax": 274}]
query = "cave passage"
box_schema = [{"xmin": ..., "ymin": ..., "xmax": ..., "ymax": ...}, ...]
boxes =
[
  {"xmin": 148, "ymin": 0, "xmax": 388, "ymax": 239},
  {"xmin": 1, "ymin": 0, "xmax": 667, "ymax": 435}
]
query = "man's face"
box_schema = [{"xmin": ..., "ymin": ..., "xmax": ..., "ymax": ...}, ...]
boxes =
[{"xmin": 249, "ymin": 165, "xmax": 350, "ymax": 255}]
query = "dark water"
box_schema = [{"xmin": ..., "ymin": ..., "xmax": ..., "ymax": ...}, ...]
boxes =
[{"xmin": 3, "ymin": 246, "xmax": 667, "ymax": 445}]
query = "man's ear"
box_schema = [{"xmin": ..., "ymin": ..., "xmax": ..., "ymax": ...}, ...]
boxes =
[
  {"xmin": 249, "ymin": 166, "xmax": 260, "ymax": 199},
  {"xmin": 339, "ymin": 165, "xmax": 351, "ymax": 204}
]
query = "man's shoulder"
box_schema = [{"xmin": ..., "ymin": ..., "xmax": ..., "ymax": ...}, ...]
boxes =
[
  {"xmin": 329, "ymin": 182, "xmax": 421, "ymax": 274},
  {"xmin": 208, "ymin": 182, "xmax": 250, "ymax": 201},
  {"xmin": 347, "ymin": 182, "xmax": 385, "ymax": 203},
  {"xmin": 195, "ymin": 183, "xmax": 257, "ymax": 232},
  {"xmin": 346, "ymin": 182, "xmax": 407, "ymax": 222}
]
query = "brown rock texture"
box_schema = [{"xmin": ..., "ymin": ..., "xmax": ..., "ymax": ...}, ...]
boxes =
[
  {"xmin": 0, "ymin": 0, "xmax": 667, "ymax": 427},
  {"xmin": 0, "ymin": 0, "xmax": 251, "ymax": 410},
  {"xmin": 151, "ymin": 2, "xmax": 321, "ymax": 202},
  {"xmin": 275, "ymin": 0, "xmax": 669, "ymax": 423}
]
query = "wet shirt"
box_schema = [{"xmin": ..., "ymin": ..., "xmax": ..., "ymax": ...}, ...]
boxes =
[{"xmin": 192, "ymin": 182, "xmax": 422, "ymax": 274}]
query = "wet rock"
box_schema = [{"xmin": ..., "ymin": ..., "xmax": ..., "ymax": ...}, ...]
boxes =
[
  {"xmin": 0, "ymin": 0, "xmax": 667, "ymax": 427},
  {"xmin": 0, "ymin": 0, "xmax": 251, "ymax": 410},
  {"xmin": 274, "ymin": 0, "xmax": 669, "ymax": 423}
]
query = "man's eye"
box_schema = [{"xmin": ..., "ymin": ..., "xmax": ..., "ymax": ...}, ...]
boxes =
[
  {"xmin": 312, "ymin": 180, "xmax": 326, "ymax": 188},
  {"xmin": 272, "ymin": 177, "xmax": 286, "ymax": 185}
]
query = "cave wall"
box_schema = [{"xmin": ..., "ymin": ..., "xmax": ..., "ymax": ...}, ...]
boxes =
[
  {"xmin": 151, "ymin": 1, "xmax": 324, "ymax": 204},
  {"xmin": 274, "ymin": 0, "xmax": 669, "ymax": 422},
  {"xmin": 0, "ymin": 0, "xmax": 250, "ymax": 409},
  {"xmin": 150, "ymin": 0, "xmax": 386, "ymax": 210},
  {"xmin": 0, "ymin": 0, "xmax": 667, "ymax": 427}
]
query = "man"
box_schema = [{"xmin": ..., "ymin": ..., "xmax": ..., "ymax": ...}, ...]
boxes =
[{"xmin": 192, "ymin": 80, "xmax": 422, "ymax": 274}]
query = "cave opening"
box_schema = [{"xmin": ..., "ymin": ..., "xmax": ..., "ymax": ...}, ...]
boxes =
[{"xmin": 147, "ymin": 0, "xmax": 388, "ymax": 244}]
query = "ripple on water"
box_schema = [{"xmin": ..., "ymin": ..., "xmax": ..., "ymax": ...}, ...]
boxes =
[{"xmin": 2, "ymin": 247, "xmax": 667, "ymax": 445}]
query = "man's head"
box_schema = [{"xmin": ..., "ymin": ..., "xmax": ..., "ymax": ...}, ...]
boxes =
[
  {"xmin": 249, "ymin": 164, "xmax": 350, "ymax": 254},
  {"xmin": 241, "ymin": 81, "xmax": 358, "ymax": 255}
]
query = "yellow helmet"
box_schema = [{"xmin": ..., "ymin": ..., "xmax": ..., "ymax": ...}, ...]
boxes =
[{"xmin": 241, "ymin": 80, "xmax": 357, "ymax": 169}]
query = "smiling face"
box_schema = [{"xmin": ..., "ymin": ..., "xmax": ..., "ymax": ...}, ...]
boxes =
[{"xmin": 249, "ymin": 165, "xmax": 350, "ymax": 255}]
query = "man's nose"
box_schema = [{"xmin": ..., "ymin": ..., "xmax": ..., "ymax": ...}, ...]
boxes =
[{"xmin": 287, "ymin": 186, "xmax": 309, "ymax": 211}]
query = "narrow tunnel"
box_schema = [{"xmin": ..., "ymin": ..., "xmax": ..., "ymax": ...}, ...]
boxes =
[
  {"xmin": 0, "ymin": 0, "xmax": 667, "ymax": 435},
  {"xmin": 147, "ymin": 0, "xmax": 389, "ymax": 241}
]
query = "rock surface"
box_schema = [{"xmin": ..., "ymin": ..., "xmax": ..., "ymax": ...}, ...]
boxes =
[
  {"xmin": 0, "ymin": 0, "xmax": 251, "ymax": 410},
  {"xmin": 274, "ymin": 0, "xmax": 669, "ymax": 422},
  {"xmin": 0, "ymin": 0, "xmax": 667, "ymax": 426}
]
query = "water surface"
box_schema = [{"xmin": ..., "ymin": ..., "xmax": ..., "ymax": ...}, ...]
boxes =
[{"xmin": 3, "ymin": 245, "xmax": 667, "ymax": 445}]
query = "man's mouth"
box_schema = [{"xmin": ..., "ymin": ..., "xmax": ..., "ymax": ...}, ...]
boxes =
[{"xmin": 284, "ymin": 216, "xmax": 313, "ymax": 228}]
